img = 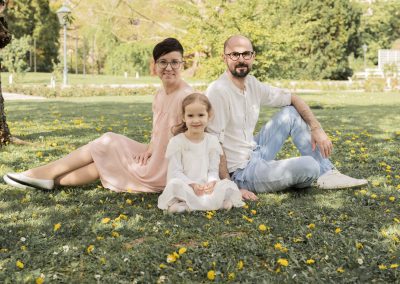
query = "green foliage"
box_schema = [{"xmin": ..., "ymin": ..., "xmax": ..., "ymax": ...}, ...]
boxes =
[
  {"xmin": 104, "ymin": 42, "xmax": 152, "ymax": 76},
  {"xmin": 0, "ymin": 35, "xmax": 31, "ymax": 74},
  {"xmin": 1, "ymin": 93, "xmax": 400, "ymax": 282},
  {"xmin": 175, "ymin": 0, "xmax": 360, "ymax": 80},
  {"xmin": 288, "ymin": 0, "xmax": 361, "ymax": 80},
  {"xmin": 5, "ymin": 0, "xmax": 60, "ymax": 72},
  {"xmin": 358, "ymin": 0, "xmax": 400, "ymax": 65}
]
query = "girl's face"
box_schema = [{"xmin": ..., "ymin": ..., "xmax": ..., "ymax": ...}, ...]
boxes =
[
  {"xmin": 153, "ymin": 51, "xmax": 183, "ymax": 85},
  {"xmin": 183, "ymin": 101, "xmax": 209, "ymax": 135}
]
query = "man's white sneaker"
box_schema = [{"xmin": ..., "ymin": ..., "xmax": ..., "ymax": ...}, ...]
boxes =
[{"xmin": 316, "ymin": 169, "xmax": 368, "ymax": 190}]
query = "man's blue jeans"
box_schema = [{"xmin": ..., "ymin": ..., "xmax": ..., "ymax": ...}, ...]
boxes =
[{"xmin": 232, "ymin": 106, "xmax": 334, "ymax": 193}]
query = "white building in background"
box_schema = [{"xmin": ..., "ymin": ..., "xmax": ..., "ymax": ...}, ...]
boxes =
[{"xmin": 378, "ymin": 49, "xmax": 400, "ymax": 73}]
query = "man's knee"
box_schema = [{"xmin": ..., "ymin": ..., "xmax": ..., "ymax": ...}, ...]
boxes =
[{"xmin": 301, "ymin": 156, "xmax": 320, "ymax": 179}]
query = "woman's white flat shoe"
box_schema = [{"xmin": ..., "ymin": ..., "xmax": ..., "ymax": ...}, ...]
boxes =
[
  {"xmin": 3, "ymin": 174, "xmax": 35, "ymax": 190},
  {"xmin": 6, "ymin": 173, "xmax": 54, "ymax": 190}
]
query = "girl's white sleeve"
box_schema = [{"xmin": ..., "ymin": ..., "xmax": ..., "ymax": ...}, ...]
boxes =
[
  {"xmin": 207, "ymin": 135, "xmax": 223, "ymax": 182},
  {"xmin": 166, "ymin": 137, "xmax": 196, "ymax": 185}
]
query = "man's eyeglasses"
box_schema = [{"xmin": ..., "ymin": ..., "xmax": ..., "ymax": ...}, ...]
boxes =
[
  {"xmin": 156, "ymin": 60, "xmax": 184, "ymax": 69},
  {"xmin": 224, "ymin": 51, "xmax": 254, "ymax": 61}
]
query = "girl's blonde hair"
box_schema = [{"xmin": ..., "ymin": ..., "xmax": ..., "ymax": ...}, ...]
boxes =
[{"xmin": 171, "ymin": 93, "xmax": 213, "ymax": 136}]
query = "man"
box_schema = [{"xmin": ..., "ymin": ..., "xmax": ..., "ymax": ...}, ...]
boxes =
[{"xmin": 206, "ymin": 35, "xmax": 367, "ymax": 200}]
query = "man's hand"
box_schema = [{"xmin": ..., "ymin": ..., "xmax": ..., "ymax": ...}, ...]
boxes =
[
  {"xmin": 311, "ymin": 128, "xmax": 333, "ymax": 158},
  {"xmin": 240, "ymin": 189, "xmax": 258, "ymax": 201}
]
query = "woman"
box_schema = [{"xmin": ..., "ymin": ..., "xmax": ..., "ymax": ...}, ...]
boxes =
[{"xmin": 4, "ymin": 38, "xmax": 193, "ymax": 193}]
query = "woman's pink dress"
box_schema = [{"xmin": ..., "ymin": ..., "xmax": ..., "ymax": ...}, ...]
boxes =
[{"xmin": 89, "ymin": 85, "xmax": 193, "ymax": 193}]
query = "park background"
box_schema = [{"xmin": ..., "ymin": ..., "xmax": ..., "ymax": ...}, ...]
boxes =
[{"xmin": 1, "ymin": 0, "xmax": 400, "ymax": 283}]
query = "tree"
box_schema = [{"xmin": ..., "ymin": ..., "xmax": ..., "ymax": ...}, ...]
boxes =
[
  {"xmin": 0, "ymin": 34, "xmax": 31, "ymax": 74},
  {"xmin": 0, "ymin": 7, "xmax": 12, "ymax": 146},
  {"xmin": 358, "ymin": 0, "xmax": 400, "ymax": 65},
  {"xmin": 5, "ymin": 0, "xmax": 59, "ymax": 72},
  {"xmin": 288, "ymin": 0, "xmax": 361, "ymax": 80}
]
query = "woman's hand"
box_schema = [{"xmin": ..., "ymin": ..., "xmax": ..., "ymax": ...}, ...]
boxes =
[
  {"xmin": 134, "ymin": 145, "xmax": 153, "ymax": 165},
  {"xmin": 203, "ymin": 181, "xmax": 216, "ymax": 194},
  {"xmin": 190, "ymin": 183, "xmax": 205, "ymax": 196}
]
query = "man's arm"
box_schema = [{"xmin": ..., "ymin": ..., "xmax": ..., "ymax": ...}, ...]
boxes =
[{"xmin": 290, "ymin": 94, "xmax": 333, "ymax": 158}]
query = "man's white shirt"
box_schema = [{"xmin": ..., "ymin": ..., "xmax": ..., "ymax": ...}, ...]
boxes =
[{"xmin": 206, "ymin": 72, "xmax": 291, "ymax": 172}]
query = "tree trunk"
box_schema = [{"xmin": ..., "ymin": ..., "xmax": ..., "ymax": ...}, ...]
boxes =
[
  {"xmin": 0, "ymin": 14, "xmax": 12, "ymax": 147},
  {"xmin": 0, "ymin": 75, "xmax": 11, "ymax": 146}
]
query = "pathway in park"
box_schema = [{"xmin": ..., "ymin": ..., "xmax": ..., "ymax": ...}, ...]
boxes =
[{"xmin": 3, "ymin": 92, "xmax": 45, "ymax": 101}]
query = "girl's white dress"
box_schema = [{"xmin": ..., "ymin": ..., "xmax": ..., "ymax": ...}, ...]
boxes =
[{"xmin": 158, "ymin": 133, "xmax": 244, "ymax": 211}]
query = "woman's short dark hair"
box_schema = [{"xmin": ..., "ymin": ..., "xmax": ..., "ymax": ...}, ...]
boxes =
[{"xmin": 153, "ymin": 38, "xmax": 184, "ymax": 61}]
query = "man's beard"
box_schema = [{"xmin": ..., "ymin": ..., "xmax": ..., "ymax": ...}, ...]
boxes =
[{"xmin": 229, "ymin": 63, "xmax": 251, "ymax": 78}]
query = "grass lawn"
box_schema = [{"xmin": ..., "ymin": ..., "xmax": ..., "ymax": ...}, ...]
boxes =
[{"xmin": 1, "ymin": 92, "xmax": 399, "ymax": 283}]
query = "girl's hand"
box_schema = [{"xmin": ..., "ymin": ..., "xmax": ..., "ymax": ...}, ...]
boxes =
[
  {"xmin": 190, "ymin": 183, "xmax": 205, "ymax": 196},
  {"xmin": 203, "ymin": 181, "xmax": 216, "ymax": 194}
]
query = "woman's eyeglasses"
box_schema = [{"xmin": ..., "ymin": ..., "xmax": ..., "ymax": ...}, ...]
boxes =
[{"xmin": 156, "ymin": 60, "xmax": 185, "ymax": 69}]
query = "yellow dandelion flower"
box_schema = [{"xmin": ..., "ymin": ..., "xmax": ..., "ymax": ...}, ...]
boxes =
[
  {"xmin": 100, "ymin": 257, "xmax": 106, "ymax": 265},
  {"xmin": 293, "ymin": 237, "xmax": 303, "ymax": 243},
  {"xmin": 178, "ymin": 247, "xmax": 187, "ymax": 255},
  {"xmin": 53, "ymin": 223, "xmax": 61, "ymax": 232},
  {"xmin": 379, "ymin": 264, "xmax": 387, "ymax": 270},
  {"xmin": 359, "ymin": 189, "xmax": 367, "ymax": 195},
  {"xmin": 228, "ymin": 272, "xmax": 235, "ymax": 280},
  {"xmin": 277, "ymin": 258, "xmax": 289, "ymax": 267},
  {"xmin": 237, "ymin": 260, "xmax": 244, "ymax": 270},
  {"xmin": 337, "ymin": 267, "xmax": 345, "ymax": 273},
  {"xmin": 20, "ymin": 245, "xmax": 27, "ymax": 251},
  {"xmin": 202, "ymin": 241, "xmax": 209, "ymax": 247},
  {"xmin": 111, "ymin": 231, "xmax": 120, "ymax": 238},
  {"xmin": 259, "ymin": 224, "xmax": 267, "ymax": 231},
  {"xmin": 35, "ymin": 277, "xmax": 44, "ymax": 284},
  {"xmin": 389, "ymin": 196, "xmax": 395, "ymax": 202},
  {"xmin": 335, "ymin": 228, "xmax": 341, "ymax": 234},
  {"xmin": 96, "ymin": 236, "xmax": 104, "ymax": 241},
  {"xmin": 119, "ymin": 214, "xmax": 128, "ymax": 220},
  {"xmin": 372, "ymin": 181, "xmax": 380, "ymax": 187},
  {"xmin": 394, "ymin": 218, "xmax": 400, "ymax": 224},
  {"xmin": 187, "ymin": 267, "xmax": 193, "ymax": 272},
  {"xmin": 16, "ymin": 260, "xmax": 24, "ymax": 269},
  {"xmin": 126, "ymin": 199, "xmax": 133, "ymax": 205},
  {"xmin": 307, "ymin": 223, "xmax": 316, "ymax": 230},
  {"xmin": 207, "ymin": 270, "xmax": 216, "ymax": 280},
  {"xmin": 371, "ymin": 194, "xmax": 377, "ymax": 199},
  {"xmin": 306, "ymin": 259, "xmax": 315, "ymax": 265},
  {"xmin": 159, "ymin": 263, "xmax": 166, "ymax": 269},
  {"xmin": 164, "ymin": 230, "xmax": 170, "ymax": 235},
  {"xmin": 243, "ymin": 203, "xmax": 249, "ymax": 209},
  {"xmin": 306, "ymin": 233, "xmax": 313, "ymax": 239},
  {"xmin": 101, "ymin": 218, "xmax": 111, "ymax": 224},
  {"xmin": 390, "ymin": 263, "xmax": 398, "ymax": 269},
  {"xmin": 250, "ymin": 210, "xmax": 257, "ymax": 215},
  {"xmin": 87, "ymin": 245, "xmax": 95, "ymax": 254},
  {"xmin": 356, "ymin": 242, "xmax": 363, "ymax": 250},
  {"xmin": 274, "ymin": 243, "xmax": 283, "ymax": 250},
  {"xmin": 167, "ymin": 253, "xmax": 177, "ymax": 263}
]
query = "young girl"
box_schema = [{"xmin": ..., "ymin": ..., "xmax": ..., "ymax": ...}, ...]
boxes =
[{"xmin": 158, "ymin": 93, "xmax": 244, "ymax": 213}]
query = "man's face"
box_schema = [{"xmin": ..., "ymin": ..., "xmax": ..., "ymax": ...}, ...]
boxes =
[{"xmin": 224, "ymin": 38, "xmax": 255, "ymax": 78}]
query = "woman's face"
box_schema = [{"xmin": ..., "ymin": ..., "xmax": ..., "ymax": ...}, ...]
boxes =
[{"xmin": 153, "ymin": 51, "xmax": 183, "ymax": 84}]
